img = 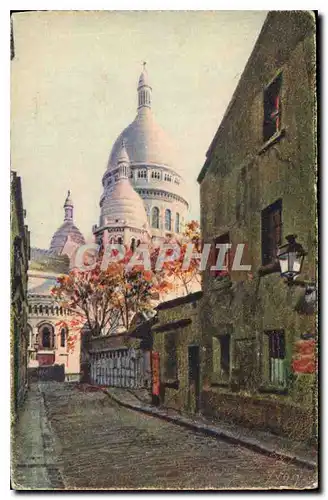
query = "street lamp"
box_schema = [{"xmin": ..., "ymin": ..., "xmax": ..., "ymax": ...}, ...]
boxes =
[{"xmin": 277, "ymin": 234, "xmax": 307, "ymax": 285}]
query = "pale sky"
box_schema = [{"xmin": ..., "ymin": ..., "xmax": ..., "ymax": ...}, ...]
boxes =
[{"xmin": 11, "ymin": 10, "xmax": 267, "ymax": 249}]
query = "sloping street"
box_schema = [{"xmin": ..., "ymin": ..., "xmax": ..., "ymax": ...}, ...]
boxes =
[{"xmin": 12, "ymin": 383, "xmax": 316, "ymax": 490}]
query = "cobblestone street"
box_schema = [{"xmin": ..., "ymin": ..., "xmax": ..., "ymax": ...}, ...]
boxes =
[{"xmin": 13, "ymin": 383, "xmax": 317, "ymax": 490}]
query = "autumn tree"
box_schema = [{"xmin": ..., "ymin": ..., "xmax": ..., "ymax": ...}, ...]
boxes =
[
  {"xmin": 51, "ymin": 245, "xmax": 172, "ymax": 347},
  {"xmin": 162, "ymin": 220, "xmax": 202, "ymax": 295}
]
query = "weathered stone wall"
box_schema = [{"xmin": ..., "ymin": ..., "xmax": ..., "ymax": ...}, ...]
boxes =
[
  {"xmin": 11, "ymin": 172, "xmax": 30, "ymax": 417},
  {"xmin": 152, "ymin": 292, "xmax": 203, "ymax": 412},
  {"xmin": 198, "ymin": 12, "xmax": 316, "ymax": 440}
]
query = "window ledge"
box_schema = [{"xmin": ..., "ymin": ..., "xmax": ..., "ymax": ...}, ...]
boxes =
[
  {"xmin": 258, "ymin": 128, "xmax": 286, "ymax": 155},
  {"xmin": 210, "ymin": 381, "xmax": 229, "ymax": 388},
  {"xmin": 163, "ymin": 380, "xmax": 179, "ymax": 390},
  {"xmin": 211, "ymin": 373, "xmax": 230, "ymax": 387},
  {"xmin": 258, "ymin": 260, "xmax": 280, "ymax": 277},
  {"xmin": 259, "ymin": 385, "xmax": 288, "ymax": 396}
]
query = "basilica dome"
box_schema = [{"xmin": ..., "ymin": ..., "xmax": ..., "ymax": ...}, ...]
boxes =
[
  {"xmin": 108, "ymin": 108, "xmax": 177, "ymax": 170},
  {"xmin": 95, "ymin": 64, "xmax": 188, "ymax": 242},
  {"xmin": 49, "ymin": 191, "xmax": 85, "ymax": 255},
  {"xmin": 107, "ymin": 65, "xmax": 176, "ymax": 170}
]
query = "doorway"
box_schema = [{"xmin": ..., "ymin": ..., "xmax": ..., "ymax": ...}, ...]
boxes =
[{"xmin": 188, "ymin": 345, "xmax": 200, "ymax": 413}]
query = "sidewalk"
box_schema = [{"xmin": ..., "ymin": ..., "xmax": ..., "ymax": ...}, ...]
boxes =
[
  {"xmin": 11, "ymin": 383, "xmax": 65, "ymax": 490},
  {"xmin": 103, "ymin": 386, "xmax": 317, "ymax": 470}
]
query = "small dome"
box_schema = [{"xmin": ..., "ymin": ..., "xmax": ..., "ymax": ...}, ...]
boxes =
[
  {"xmin": 49, "ymin": 191, "xmax": 85, "ymax": 255},
  {"xmin": 49, "ymin": 221, "xmax": 85, "ymax": 255},
  {"xmin": 101, "ymin": 179, "xmax": 149, "ymax": 231}
]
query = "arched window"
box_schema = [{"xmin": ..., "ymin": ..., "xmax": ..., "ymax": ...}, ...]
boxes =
[
  {"xmin": 175, "ymin": 213, "xmax": 180, "ymax": 233},
  {"xmin": 165, "ymin": 209, "xmax": 172, "ymax": 231},
  {"xmin": 41, "ymin": 326, "xmax": 51, "ymax": 349},
  {"xmin": 60, "ymin": 328, "xmax": 66, "ymax": 348},
  {"xmin": 131, "ymin": 238, "xmax": 136, "ymax": 252},
  {"xmin": 28, "ymin": 305, "xmax": 32, "ymax": 314},
  {"xmin": 118, "ymin": 237, "xmax": 123, "ymax": 245},
  {"xmin": 34, "ymin": 305, "xmax": 38, "ymax": 314},
  {"xmin": 152, "ymin": 207, "xmax": 160, "ymax": 229},
  {"xmin": 39, "ymin": 305, "xmax": 43, "ymax": 314}
]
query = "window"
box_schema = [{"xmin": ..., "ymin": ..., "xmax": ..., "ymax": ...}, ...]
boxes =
[
  {"xmin": 263, "ymin": 73, "xmax": 282, "ymax": 143},
  {"xmin": 211, "ymin": 233, "xmax": 231, "ymax": 277},
  {"xmin": 267, "ymin": 330, "xmax": 286, "ymax": 387},
  {"xmin": 131, "ymin": 238, "xmax": 136, "ymax": 252},
  {"xmin": 164, "ymin": 333, "xmax": 177, "ymax": 380},
  {"xmin": 261, "ymin": 199, "xmax": 282, "ymax": 266},
  {"xmin": 175, "ymin": 213, "xmax": 180, "ymax": 233},
  {"xmin": 164, "ymin": 173, "xmax": 172, "ymax": 182},
  {"xmin": 138, "ymin": 169, "xmax": 147, "ymax": 179},
  {"xmin": 151, "ymin": 170, "xmax": 161, "ymax": 180},
  {"xmin": 60, "ymin": 328, "xmax": 66, "ymax": 348},
  {"xmin": 212, "ymin": 334, "xmax": 231, "ymax": 382},
  {"xmin": 152, "ymin": 207, "xmax": 160, "ymax": 229},
  {"xmin": 165, "ymin": 209, "xmax": 172, "ymax": 231},
  {"xmin": 174, "ymin": 178, "xmax": 180, "ymax": 185},
  {"xmin": 118, "ymin": 237, "xmax": 123, "ymax": 245}
]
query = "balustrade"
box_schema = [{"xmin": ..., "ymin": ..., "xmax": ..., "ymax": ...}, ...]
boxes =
[{"xmin": 90, "ymin": 348, "xmax": 145, "ymax": 389}]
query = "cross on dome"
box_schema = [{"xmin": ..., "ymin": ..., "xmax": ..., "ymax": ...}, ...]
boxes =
[{"xmin": 64, "ymin": 190, "xmax": 73, "ymax": 207}]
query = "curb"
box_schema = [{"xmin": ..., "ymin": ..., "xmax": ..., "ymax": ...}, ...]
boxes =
[{"xmin": 103, "ymin": 389, "xmax": 317, "ymax": 471}]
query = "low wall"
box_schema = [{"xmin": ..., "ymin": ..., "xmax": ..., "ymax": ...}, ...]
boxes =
[
  {"xmin": 201, "ymin": 389, "xmax": 314, "ymax": 441},
  {"xmin": 28, "ymin": 364, "xmax": 65, "ymax": 382}
]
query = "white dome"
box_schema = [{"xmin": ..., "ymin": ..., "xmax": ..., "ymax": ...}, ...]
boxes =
[
  {"xmin": 107, "ymin": 108, "xmax": 176, "ymax": 170},
  {"xmin": 49, "ymin": 191, "xmax": 85, "ymax": 255},
  {"xmin": 101, "ymin": 178, "xmax": 149, "ymax": 231}
]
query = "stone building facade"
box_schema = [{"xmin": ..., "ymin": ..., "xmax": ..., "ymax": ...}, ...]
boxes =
[
  {"xmin": 197, "ymin": 11, "xmax": 317, "ymax": 440},
  {"xmin": 153, "ymin": 12, "xmax": 317, "ymax": 441},
  {"xmin": 152, "ymin": 292, "xmax": 203, "ymax": 413},
  {"xmin": 11, "ymin": 171, "xmax": 30, "ymax": 416},
  {"xmin": 27, "ymin": 193, "xmax": 85, "ymax": 381},
  {"xmin": 27, "ymin": 250, "xmax": 81, "ymax": 381}
]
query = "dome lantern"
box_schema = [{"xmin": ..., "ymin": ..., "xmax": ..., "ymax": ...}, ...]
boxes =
[
  {"xmin": 137, "ymin": 62, "xmax": 152, "ymax": 110},
  {"xmin": 63, "ymin": 190, "xmax": 73, "ymax": 222}
]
